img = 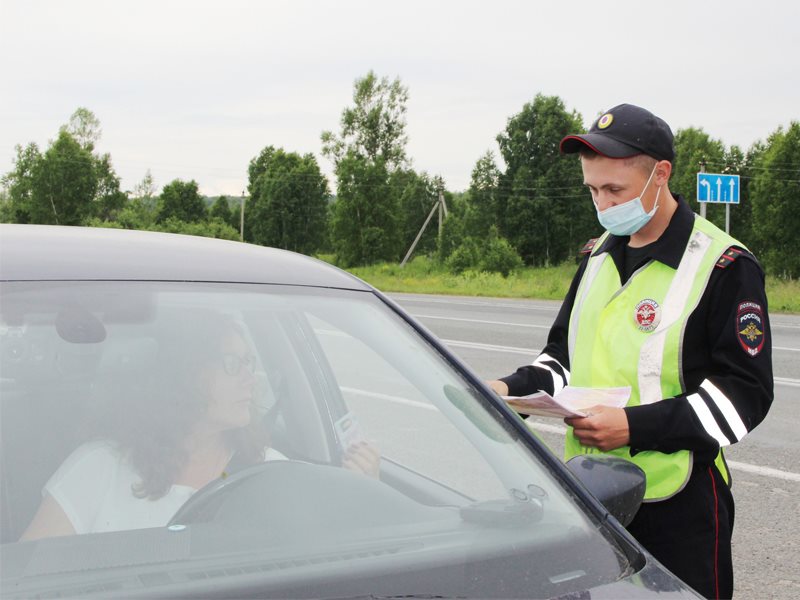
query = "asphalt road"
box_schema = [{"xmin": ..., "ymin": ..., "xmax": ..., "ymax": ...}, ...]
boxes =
[{"xmin": 389, "ymin": 292, "xmax": 800, "ymax": 600}]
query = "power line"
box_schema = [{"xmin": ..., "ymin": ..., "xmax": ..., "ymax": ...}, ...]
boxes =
[
  {"xmin": 700, "ymin": 160, "xmax": 800, "ymax": 173},
  {"xmin": 7, "ymin": 153, "xmax": 800, "ymax": 196}
]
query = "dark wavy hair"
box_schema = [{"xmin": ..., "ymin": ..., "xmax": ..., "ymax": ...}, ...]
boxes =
[{"xmin": 110, "ymin": 310, "xmax": 269, "ymax": 500}]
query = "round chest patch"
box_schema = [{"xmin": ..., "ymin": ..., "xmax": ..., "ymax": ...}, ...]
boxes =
[
  {"xmin": 634, "ymin": 299, "xmax": 661, "ymax": 332},
  {"xmin": 736, "ymin": 301, "xmax": 765, "ymax": 357},
  {"xmin": 597, "ymin": 113, "xmax": 614, "ymax": 129}
]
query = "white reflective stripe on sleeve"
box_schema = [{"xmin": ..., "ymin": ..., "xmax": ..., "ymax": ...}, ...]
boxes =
[
  {"xmin": 687, "ymin": 393, "xmax": 732, "ymax": 447},
  {"xmin": 532, "ymin": 353, "xmax": 570, "ymax": 384},
  {"xmin": 532, "ymin": 353, "xmax": 569, "ymax": 395},
  {"xmin": 534, "ymin": 363, "xmax": 564, "ymax": 395},
  {"xmin": 700, "ymin": 379, "xmax": 748, "ymax": 441}
]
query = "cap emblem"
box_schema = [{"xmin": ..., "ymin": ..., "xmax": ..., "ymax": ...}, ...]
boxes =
[
  {"xmin": 634, "ymin": 299, "xmax": 661, "ymax": 332},
  {"xmin": 597, "ymin": 113, "xmax": 614, "ymax": 129}
]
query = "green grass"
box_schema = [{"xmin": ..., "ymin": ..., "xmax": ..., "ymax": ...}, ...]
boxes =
[
  {"xmin": 349, "ymin": 258, "xmax": 574, "ymax": 300},
  {"xmin": 319, "ymin": 255, "xmax": 580, "ymax": 301},
  {"xmin": 765, "ymin": 278, "xmax": 800, "ymax": 314},
  {"xmin": 318, "ymin": 254, "xmax": 800, "ymax": 314}
]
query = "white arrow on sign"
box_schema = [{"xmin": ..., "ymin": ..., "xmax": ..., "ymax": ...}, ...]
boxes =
[
  {"xmin": 729, "ymin": 179, "xmax": 735, "ymax": 200},
  {"xmin": 716, "ymin": 178, "xmax": 722, "ymax": 201},
  {"xmin": 700, "ymin": 179, "xmax": 711, "ymax": 199}
]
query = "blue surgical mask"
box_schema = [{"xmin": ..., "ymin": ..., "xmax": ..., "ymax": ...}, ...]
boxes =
[{"xmin": 595, "ymin": 165, "xmax": 661, "ymax": 236}]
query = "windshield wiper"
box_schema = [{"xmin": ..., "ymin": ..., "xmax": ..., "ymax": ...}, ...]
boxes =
[{"xmin": 459, "ymin": 496, "xmax": 543, "ymax": 526}]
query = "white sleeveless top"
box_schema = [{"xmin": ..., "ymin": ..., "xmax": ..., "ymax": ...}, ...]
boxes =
[{"xmin": 44, "ymin": 440, "xmax": 285, "ymax": 534}]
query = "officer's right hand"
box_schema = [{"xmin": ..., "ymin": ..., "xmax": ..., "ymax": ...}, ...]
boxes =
[{"xmin": 564, "ymin": 406, "xmax": 630, "ymax": 451}]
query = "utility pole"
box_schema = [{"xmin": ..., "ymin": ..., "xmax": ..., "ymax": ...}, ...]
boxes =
[
  {"xmin": 725, "ymin": 173, "xmax": 731, "ymax": 235},
  {"xmin": 401, "ymin": 182, "xmax": 448, "ymax": 267},
  {"xmin": 437, "ymin": 186, "xmax": 448, "ymax": 238},
  {"xmin": 240, "ymin": 190, "xmax": 245, "ymax": 242},
  {"xmin": 698, "ymin": 160, "xmax": 706, "ymax": 220}
]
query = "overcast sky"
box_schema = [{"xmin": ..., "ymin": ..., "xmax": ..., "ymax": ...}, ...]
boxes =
[{"xmin": 1, "ymin": 0, "xmax": 798, "ymax": 196}]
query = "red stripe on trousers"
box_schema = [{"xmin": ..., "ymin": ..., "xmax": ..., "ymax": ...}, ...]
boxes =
[{"xmin": 708, "ymin": 467, "xmax": 720, "ymax": 600}]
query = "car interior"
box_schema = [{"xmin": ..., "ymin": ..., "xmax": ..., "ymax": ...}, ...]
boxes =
[{"xmin": 0, "ymin": 281, "xmax": 471, "ymax": 545}]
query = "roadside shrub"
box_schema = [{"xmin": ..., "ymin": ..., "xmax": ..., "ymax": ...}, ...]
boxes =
[
  {"xmin": 155, "ymin": 217, "xmax": 239, "ymax": 240},
  {"xmin": 480, "ymin": 236, "xmax": 524, "ymax": 276},
  {"xmin": 85, "ymin": 216, "xmax": 239, "ymax": 240},
  {"xmin": 445, "ymin": 231, "xmax": 523, "ymax": 277},
  {"xmin": 446, "ymin": 239, "xmax": 481, "ymax": 274},
  {"xmin": 84, "ymin": 218, "xmax": 124, "ymax": 229}
]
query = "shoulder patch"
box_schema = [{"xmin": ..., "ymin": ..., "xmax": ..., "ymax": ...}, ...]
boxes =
[
  {"xmin": 736, "ymin": 301, "xmax": 766, "ymax": 358},
  {"xmin": 579, "ymin": 238, "xmax": 598, "ymax": 256},
  {"xmin": 715, "ymin": 247, "xmax": 744, "ymax": 269}
]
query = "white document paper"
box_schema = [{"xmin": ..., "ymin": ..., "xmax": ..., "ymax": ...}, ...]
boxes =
[
  {"xmin": 334, "ymin": 413, "xmax": 364, "ymax": 449},
  {"xmin": 503, "ymin": 386, "xmax": 631, "ymax": 419}
]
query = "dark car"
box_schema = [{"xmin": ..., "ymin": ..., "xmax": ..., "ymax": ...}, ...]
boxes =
[{"xmin": 0, "ymin": 224, "xmax": 700, "ymax": 599}]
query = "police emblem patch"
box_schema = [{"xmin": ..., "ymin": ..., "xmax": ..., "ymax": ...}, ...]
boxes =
[
  {"xmin": 736, "ymin": 301, "xmax": 765, "ymax": 357},
  {"xmin": 597, "ymin": 113, "xmax": 614, "ymax": 129},
  {"xmin": 634, "ymin": 299, "xmax": 661, "ymax": 332}
]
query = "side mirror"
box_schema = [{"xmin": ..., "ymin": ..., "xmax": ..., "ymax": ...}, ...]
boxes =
[{"xmin": 565, "ymin": 455, "xmax": 646, "ymax": 526}]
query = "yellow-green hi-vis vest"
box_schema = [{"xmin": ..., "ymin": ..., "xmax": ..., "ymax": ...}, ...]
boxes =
[{"xmin": 566, "ymin": 214, "xmax": 742, "ymax": 502}]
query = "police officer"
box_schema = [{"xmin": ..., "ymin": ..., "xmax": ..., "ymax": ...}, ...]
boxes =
[{"xmin": 488, "ymin": 104, "xmax": 773, "ymax": 600}]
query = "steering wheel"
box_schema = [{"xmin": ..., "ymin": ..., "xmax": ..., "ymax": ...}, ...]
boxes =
[
  {"xmin": 167, "ymin": 459, "xmax": 447, "ymax": 545},
  {"xmin": 168, "ymin": 459, "xmax": 311, "ymax": 526}
]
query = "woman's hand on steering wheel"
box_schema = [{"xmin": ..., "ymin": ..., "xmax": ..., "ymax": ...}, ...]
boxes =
[{"xmin": 342, "ymin": 441, "xmax": 381, "ymax": 479}]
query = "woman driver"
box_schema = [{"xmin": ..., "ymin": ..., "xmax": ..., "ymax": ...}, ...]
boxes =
[{"xmin": 21, "ymin": 312, "xmax": 379, "ymax": 539}]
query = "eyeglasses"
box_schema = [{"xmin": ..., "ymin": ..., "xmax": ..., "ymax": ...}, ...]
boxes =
[{"xmin": 221, "ymin": 353, "xmax": 256, "ymax": 376}]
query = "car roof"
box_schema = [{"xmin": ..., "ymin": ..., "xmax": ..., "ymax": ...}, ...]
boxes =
[{"xmin": 0, "ymin": 224, "xmax": 371, "ymax": 290}]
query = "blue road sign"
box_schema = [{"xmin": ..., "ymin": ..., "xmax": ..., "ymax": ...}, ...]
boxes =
[{"xmin": 697, "ymin": 173, "xmax": 740, "ymax": 204}]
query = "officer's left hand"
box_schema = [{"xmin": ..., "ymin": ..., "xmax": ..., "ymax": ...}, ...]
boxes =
[{"xmin": 564, "ymin": 406, "xmax": 630, "ymax": 451}]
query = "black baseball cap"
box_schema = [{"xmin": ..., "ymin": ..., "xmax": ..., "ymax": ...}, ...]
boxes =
[{"xmin": 560, "ymin": 103, "xmax": 675, "ymax": 162}]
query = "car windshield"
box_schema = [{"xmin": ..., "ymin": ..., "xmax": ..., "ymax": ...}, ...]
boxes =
[{"xmin": 0, "ymin": 281, "xmax": 631, "ymax": 598}]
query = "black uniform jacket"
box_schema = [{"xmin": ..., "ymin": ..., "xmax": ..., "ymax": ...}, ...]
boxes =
[{"xmin": 500, "ymin": 195, "xmax": 774, "ymax": 466}]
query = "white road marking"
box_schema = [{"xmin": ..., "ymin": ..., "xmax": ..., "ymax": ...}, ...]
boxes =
[
  {"xmin": 441, "ymin": 338, "xmax": 800, "ymax": 374},
  {"xmin": 416, "ymin": 314, "xmax": 800, "ymax": 353},
  {"xmin": 413, "ymin": 314, "xmax": 550, "ymax": 329},
  {"xmin": 443, "ymin": 339, "xmax": 536, "ymax": 356},
  {"xmin": 341, "ymin": 386, "xmax": 435, "ymax": 410},
  {"xmin": 725, "ymin": 460, "xmax": 800, "ymax": 483},
  {"xmin": 397, "ymin": 294, "xmax": 800, "ymax": 331},
  {"xmin": 524, "ymin": 421, "xmax": 568, "ymax": 436},
  {"xmin": 339, "ymin": 387, "xmax": 800, "ymax": 484},
  {"xmin": 393, "ymin": 295, "xmax": 559, "ymax": 312},
  {"xmin": 523, "ymin": 421, "xmax": 800, "ymax": 483}
]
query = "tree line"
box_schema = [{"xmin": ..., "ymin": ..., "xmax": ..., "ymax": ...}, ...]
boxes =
[{"xmin": 3, "ymin": 73, "xmax": 799, "ymax": 277}]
